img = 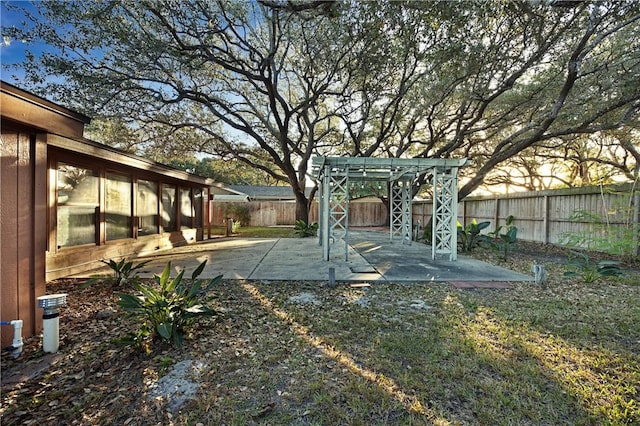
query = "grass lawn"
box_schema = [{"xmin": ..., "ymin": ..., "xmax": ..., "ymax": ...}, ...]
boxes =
[
  {"xmin": 210, "ymin": 225, "xmax": 296, "ymax": 238},
  {"xmin": 1, "ymin": 237, "xmax": 638, "ymax": 425}
]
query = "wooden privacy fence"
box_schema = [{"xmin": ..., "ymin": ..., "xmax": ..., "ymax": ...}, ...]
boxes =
[
  {"xmin": 413, "ymin": 183, "xmax": 640, "ymax": 255},
  {"xmin": 210, "ymin": 200, "xmax": 388, "ymax": 228},
  {"xmin": 209, "ymin": 184, "xmax": 639, "ymax": 255}
]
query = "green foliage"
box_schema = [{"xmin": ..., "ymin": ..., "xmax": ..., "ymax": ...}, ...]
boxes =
[
  {"xmin": 564, "ymin": 251, "xmax": 623, "ymax": 284},
  {"xmin": 116, "ymin": 261, "xmax": 221, "ymax": 349},
  {"xmin": 457, "ymin": 219, "xmax": 491, "ymax": 252},
  {"xmin": 561, "ymin": 203, "xmax": 638, "ymax": 260},
  {"xmin": 223, "ymin": 203, "xmax": 251, "ymax": 227},
  {"xmin": 164, "ymin": 157, "xmax": 279, "ymax": 185},
  {"xmin": 422, "ymin": 226, "xmax": 433, "ymax": 245},
  {"xmin": 489, "ymin": 215, "xmax": 518, "ymax": 260},
  {"xmin": 294, "ymin": 220, "xmax": 318, "ymax": 238},
  {"xmin": 82, "ymin": 258, "xmax": 151, "ymax": 289},
  {"xmin": 233, "ymin": 226, "xmax": 296, "ymax": 238},
  {"xmin": 8, "ymin": 1, "xmax": 639, "ymax": 207}
]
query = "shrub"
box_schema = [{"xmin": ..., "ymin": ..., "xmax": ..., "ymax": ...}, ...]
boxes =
[
  {"xmin": 116, "ymin": 260, "xmax": 221, "ymax": 349},
  {"xmin": 489, "ymin": 215, "xmax": 518, "ymax": 260},
  {"xmin": 223, "ymin": 203, "xmax": 251, "ymax": 227},
  {"xmin": 294, "ymin": 220, "xmax": 319, "ymax": 237},
  {"xmin": 457, "ymin": 219, "xmax": 491, "ymax": 252},
  {"xmin": 564, "ymin": 251, "xmax": 623, "ymax": 283},
  {"xmin": 82, "ymin": 258, "xmax": 151, "ymax": 289}
]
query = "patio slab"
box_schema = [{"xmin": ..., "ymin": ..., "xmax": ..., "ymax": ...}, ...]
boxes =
[{"xmin": 72, "ymin": 230, "xmax": 533, "ymax": 283}]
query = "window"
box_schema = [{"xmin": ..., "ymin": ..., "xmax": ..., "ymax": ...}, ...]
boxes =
[
  {"xmin": 105, "ymin": 173, "xmax": 132, "ymax": 240},
  {"xmin": 138, "ymin": 179, "xmax": 159, "ymax": 235},
  {"xmin": 180, "ymin": 187, "xmax": 193, "ymax": 229},
  {"xmin": 161, "ymin": 184, "xmax": 176, "ymax": 232},
  {"xmin": 56, "ymin": 163, "xmax": 99, "ymax": 248},
  {"xmin": 194, "ymin": 188, "xmax": 204, "ymax": 228}
]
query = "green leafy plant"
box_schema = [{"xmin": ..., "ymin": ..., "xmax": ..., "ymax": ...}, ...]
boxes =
[
  {"xmin": 294, "ymin": 220, "xmax": 319, "ymax": 238},
  {"xmin": 116, "ymin": 260, "xmax": 221, "ymax": 349},
  {"xmin": 559, "ymin": 184, "xmax": 639, "ymax": 260},
  {"xmin": 564, "ymin": 251, "xmax": 623, "ymax": 283},
  {"xmin": 490, "ymin": 215, "xmax": 518, "ymax": 260},
  {"xmin": 82, "ymin": 258, "xmax": 151, "ymax": 288},
  {"xmin": 457, "ymin": 219, "xmax": 491, "ymax": 252},
  {"xmin": 223, "ymin": 203, "xmax": 251, "ymax": 227}
]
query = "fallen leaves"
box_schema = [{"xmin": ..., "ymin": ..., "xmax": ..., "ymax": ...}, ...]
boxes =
[{"xmin": 1, "ymin": 241, "xmax": 639, "ymax": 425}]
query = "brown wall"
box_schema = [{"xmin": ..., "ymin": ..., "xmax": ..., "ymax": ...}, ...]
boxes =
[
  {"xmin": 45, "ymin": 146, "xmax": 210, "ymax": 280},
  {"xmin": 2, "ymin": 82, "xmax": 214, "ymax": 348},
  {"xmin": 1, "ymin": 130, "xmax": 47, "ymax": 347},
  {"xmin": 46, "ymin": 229, "xmax": 200, "ymax": 280}
]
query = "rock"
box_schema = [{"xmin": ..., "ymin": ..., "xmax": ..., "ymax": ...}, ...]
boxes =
[
  {"xmin": 146, "ymin": 359, "xmax": 207, "ymax": 413},
  {"xmin": 288, "ymin": 292, "xmax": 320, "ymax": 305},
  {"xmin": 95, "ymin": 309, "xmax": 116, "ymax": 320}
]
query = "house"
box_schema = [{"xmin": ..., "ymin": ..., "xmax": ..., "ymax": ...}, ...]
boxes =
[
  {"xmin": 0, "ymin": 81, "xmax": 214, "ymax": 347},
  {"xmin": 211, "ymin": 184, "xmax": 311, "ymax": 202},
  {"xmin": 209, "ymin": 184, "xmax": 250, "ymax": 202}
]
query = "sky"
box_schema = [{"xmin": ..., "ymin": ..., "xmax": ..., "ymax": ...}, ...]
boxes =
[{"xmin": 0, "ymin": 1, "xmax": 48, "ymax": 84}]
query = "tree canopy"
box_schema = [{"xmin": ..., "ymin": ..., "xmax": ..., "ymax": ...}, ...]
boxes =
[{"xmin": 3, "ymin": 0, "xmax": 638, "ymax": 219}]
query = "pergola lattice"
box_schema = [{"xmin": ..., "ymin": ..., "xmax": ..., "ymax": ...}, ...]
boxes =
[{"xmin": 311, "ymin": 156, "xmax": 469, "ymax": 262}]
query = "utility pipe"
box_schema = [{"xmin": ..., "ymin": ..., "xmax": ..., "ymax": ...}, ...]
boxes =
[
  {"xmin": 37, "ymin": 294, "xmax": 67, "ymax": 353},
  {"xmin": 0, "ymin": 320, "xmax": 24, "ymax": 358}
]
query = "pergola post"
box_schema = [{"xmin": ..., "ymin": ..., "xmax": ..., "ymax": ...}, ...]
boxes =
[
  {"xmin": 390, "ymin": 179, "xmax": 412, "ymax": 244},
  {"xmin": 321, "ymin": 166, "xmax": 331, "ymax": 260},
  {"xmin": 328, "ymin": 166, "xmax": 349, "ymax": 261},
  {"xmin": 431, "ymin": 167, "xmax": 459, "ymax": 261},
  {"xmin": 401, "ymin": 178, "xmax": 412, "ymax": 245},
  {"xmin": 390, "ymin": 182, "xmax": 402, "ymax": 241}
]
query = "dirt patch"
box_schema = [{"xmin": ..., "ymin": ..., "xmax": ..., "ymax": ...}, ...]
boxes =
[{"xmin": 449, "ymin": 281, "xmax": 513, "ymax": 289}]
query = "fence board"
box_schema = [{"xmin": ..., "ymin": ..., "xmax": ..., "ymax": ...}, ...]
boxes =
[
  {"xmin": 413, "ymin": 183, "xmax": 639, "ymax": 254},
  {"xmin": 210, "ymin": 200, "xmax": 387, "ymax": 227}
]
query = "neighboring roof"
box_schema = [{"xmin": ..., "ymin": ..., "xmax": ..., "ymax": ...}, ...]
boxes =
[
  {"xmin": 227, "ymin": 185, "xmax": 296, "ymax": 201},
  {"xmin": 210, "ymin": 184, "xmax": 250, "ymax": 201},
  {"xmin": 227, "ymin": 185, "xmax": 314, "ymax": 201}
]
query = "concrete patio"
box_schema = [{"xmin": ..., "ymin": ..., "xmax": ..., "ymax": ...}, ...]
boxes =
[{"xmin": 76, "ymin": 229, "xmax": 533, "ymax": 283}]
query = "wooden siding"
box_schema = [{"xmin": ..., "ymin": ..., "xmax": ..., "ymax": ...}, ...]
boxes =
[
  {"xmin": 1, "ymin": 81, "xmax": 214, "ymax": 348},
  {"xmin": 1, "ymin": 85, "xmax": 89, "ymax": 138},
  {"xmin": 45, "ymin": 229, "xmax": 200, "ymax": 280},
  {"xmin": 0, "ymin": 131, "xmax": 47, "ymax": 347}
]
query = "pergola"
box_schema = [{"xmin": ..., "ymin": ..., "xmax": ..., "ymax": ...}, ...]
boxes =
[{"xmin": 311, "ymin": 156, "xmax": 469, "ymax": 262}]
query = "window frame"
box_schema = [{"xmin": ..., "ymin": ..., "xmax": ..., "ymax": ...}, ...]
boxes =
[{"xmin": 48, "ymin": 149, "xmax": 207, "ymax": 252}]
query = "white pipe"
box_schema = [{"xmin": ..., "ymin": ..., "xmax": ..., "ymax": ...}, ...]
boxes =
[
  {"xmin": 1, "ymin": 320, "xmax": 23, "ymax": 358},
  {"xmin": 42, "ymin": 314, "xmax": 60, "ymax": 353},
  {"xmin": 10, "ymin": 320, "xmax": 23, "ymax": 358}
]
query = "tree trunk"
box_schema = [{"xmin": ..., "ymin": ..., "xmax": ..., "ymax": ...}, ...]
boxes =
[{"xmin": 294, "ymin": 189, "xmax": 310, "ymax": 224}]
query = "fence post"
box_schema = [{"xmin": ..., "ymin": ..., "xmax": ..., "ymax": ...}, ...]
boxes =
[
  {"xmin": 543, "ymin": 195, "xmax": 550, "ymax": 244},
  {"xmin": 462, "ymin": 199, "xmax": 467, "ymax": 226},
  {"xmin": 634, "ymin": 191, "xmax": 640, "ymax": 256}
]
